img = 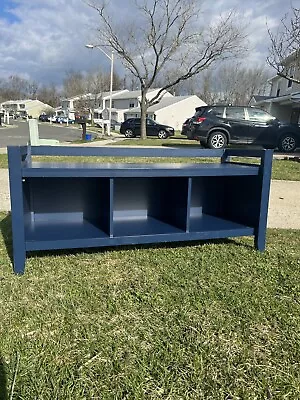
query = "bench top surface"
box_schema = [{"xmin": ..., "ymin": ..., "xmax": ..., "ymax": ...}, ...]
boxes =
[{"xmin": 22, "ymin": 161, "xmax": 260, "ymax": 177}]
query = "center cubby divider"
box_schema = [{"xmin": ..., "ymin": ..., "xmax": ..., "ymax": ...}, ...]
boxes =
[{"xmin": 111, "ymin": 177, "xmax": 189, "ymax": 237}]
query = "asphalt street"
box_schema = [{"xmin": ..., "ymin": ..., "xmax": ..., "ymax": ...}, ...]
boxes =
[{"xmin": 0, "ymin": 120, "xmax": 84, "ymax": 147}]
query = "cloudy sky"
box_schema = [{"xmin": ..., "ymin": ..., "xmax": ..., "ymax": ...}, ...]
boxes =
[{"xmin": 0, "ymin": 0, "xmax": 294, "ymax": 86}]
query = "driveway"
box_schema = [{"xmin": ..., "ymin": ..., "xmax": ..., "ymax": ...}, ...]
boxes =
[{"xmin": 0, "ymin": 120, "xmax": 83, "ymax": 147}]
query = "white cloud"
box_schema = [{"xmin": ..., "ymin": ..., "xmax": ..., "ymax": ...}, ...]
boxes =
[
  {"xmin": 0, "ymin": 0, "xmax": 106, "ymax": 82},
  {"xmin": 0, "ymin": 0, "xmax": 295, "ymax": 85}
]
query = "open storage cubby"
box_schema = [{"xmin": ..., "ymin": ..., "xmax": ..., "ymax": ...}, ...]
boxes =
[
  {"xmin": 112, "ymin": 177, "xmax": 189, "ymax": 237},
  {"xmin": 8, "ymin": 146, "xmax": 273, "ymax": 274},
  {"xmin": 188, "ymin": 176, "xmax": 259, "ymax": 235},
  {"xmin": 23, "ymin": 177, "xmax": 112, "ymax": 246}
]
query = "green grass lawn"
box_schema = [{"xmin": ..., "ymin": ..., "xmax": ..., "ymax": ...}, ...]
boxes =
[
  {"xmin": 0, "ymin": 212, "xmax": 300, "ymax": 398},
  {"xmin": 1, "ymin": 152, "xmax": 300, "ymax": 180},
  {"xmin": 113, "ymin": 136, "xmax": 190, "ymax": 147}
]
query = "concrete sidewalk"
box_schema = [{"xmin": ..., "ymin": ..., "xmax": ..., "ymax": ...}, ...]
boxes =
[{"xmin": 0, "ymin": 135, "xmax": 126, "ymax": 153}]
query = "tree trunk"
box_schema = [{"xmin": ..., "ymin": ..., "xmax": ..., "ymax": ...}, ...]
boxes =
[
  {"xmin": 140, "ymin": 89, "xmax": 148, "ymax": 140},
  {"xmin": 90, "ymin": 108, "xmax": 94, "ymax": 125},
  {"xmin": 81, "ymin": 122, "xmax": 86, "ymax": 141}
]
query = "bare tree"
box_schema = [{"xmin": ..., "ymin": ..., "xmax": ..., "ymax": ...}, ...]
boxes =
[
  {"xmin": 267, "ymin": 6, "xmax": 300, "ymax": 84},
  {"xmin": 212, "ymin": 63, "xmax": 270, "ymax": 105},
  {"xmin": 197, "ymin": 70, "xmax": 221, "ymax": 104},
  {"xmin": 86, "ymin": 0, "xmax": 248, "ymax": 138},
  {"xmin": 63, "ymin": 71, "xmax": 86, "ymax": 98},
  {"xmin": 37, "ymin": 84, "xmax": 61, "ymax": 108},
  {"xmin": 1, "ymin": 75, "xmax": 29, "ymax": 100},
  {"xmin": 27, "ymin": 81, "xmax": 39, "ymax": 99},
  {"xmin": 75, "ymin": 71, "xmax": 108, "ymax": 124}
]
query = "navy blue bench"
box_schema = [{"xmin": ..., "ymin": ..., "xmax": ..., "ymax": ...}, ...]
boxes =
[{"xmin": 8, "ymin": 146, "xmax": 273, "ymax": 274}]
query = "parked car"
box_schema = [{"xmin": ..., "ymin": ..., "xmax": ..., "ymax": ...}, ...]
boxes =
[
  {"xmin": 56, "ymin": 116, "xmax": 75, "ymax": 124},
  {"xmin": 120, "ymin": 118, "xmax": 175, "ymax": 139},
  {"xmin": 49, "ymin": 115, "xmax": 59, "ymax": 123},
  {"xmin": 186, "ymin": 105, "xmax": 300, "ymax": 152},
  {"xmin": 181, "ymin": 118, "xmax": 192, "ymax": 138},
  {"xmin": 38, "ymin": 114, "xmax": 50, "ymax": 122}
]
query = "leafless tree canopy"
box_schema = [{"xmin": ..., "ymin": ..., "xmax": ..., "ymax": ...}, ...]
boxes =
[
  {"xmin": 0, "ymin": 75, "xmax": 38, "ymax": 102},
  {"xmin": 207, "ymin": 63, "xmax": 270, "ymax": 105},
  {"xmin": 267, "ymin": 6, "xmax": 300, "ymax": 84},
  {"xmin": 86, "ymin": 0, "xmax": 248, "ymax": 138},
  {"xmin": 62, "ymin": 69, "xmax": 123, "ymax": 120}
]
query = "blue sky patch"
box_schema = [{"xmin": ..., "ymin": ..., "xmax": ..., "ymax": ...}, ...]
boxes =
[{"xmin": 0, "ymin": 0, "xmax": 19, "ymax": 23}]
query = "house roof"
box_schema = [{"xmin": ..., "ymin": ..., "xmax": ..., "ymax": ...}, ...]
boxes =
[
  {"xmin": 102, "ymin": 90, "xmax": 129, "ymax": 99},
  {"xmin": 252, "ymin": 91, "xmax": 300, "ymax": 105},
  {"xmin": 111, "ymin": 88, "xmax": 159, "ymax": 100},
  {"xmin": 63, "ymin": 90, "xmax": 128, "ymax": 101},
  {"xmin": 127, "ymin": 96, "xmax": 196, "ymax": 113},
  {"xmin": 252, "ymin": 95, "xmax": 275, "ymax": 102},
  {"xmin": 1, "ymin": 99, "xmax": 43, "ymax": 105}
]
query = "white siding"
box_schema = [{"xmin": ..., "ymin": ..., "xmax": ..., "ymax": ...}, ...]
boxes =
[
  {"xmin": 155, "ymin": 96, "xmax": 206, "ymax": 130},
  {"xmin": 104, "ymin": 98, "xmax": 139, "ymax": 109},
  {"xmin": 124, "ymin": 96, "xmax": 206, "ymax": 130}
]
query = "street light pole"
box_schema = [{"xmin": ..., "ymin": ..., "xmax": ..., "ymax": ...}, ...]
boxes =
[
  {"xmin": 108, "ymin": 51, "xmax": 114, "ymax": 137},
  {"xmin": 85, "ymin": 44, "xmax": 114, "ymax": 136}
]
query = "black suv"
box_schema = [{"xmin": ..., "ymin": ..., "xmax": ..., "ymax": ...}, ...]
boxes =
[
  {"xmin": 120, "ymin": 118, "xmax": 175, "ymax": 139},
  {"xmin": 184, "ymin": 105, "xmax": 300, "ymax": 152}
]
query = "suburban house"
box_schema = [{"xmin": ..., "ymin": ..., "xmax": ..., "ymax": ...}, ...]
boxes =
[
  {"xmin": 251, "ymin": 52, "xmax": 300, "ymax": 124},
  {"xmin": 0, "ymin": 99, "xmax": 51, "ymax": 118},
  {"xmin": 125, "ymin": 95, "xmax": 206, "ymax": 130},
  {"xmin": 60, "ymin": 88, "xmax": 174, "ymax": 124},
  {"xmin": 93, "ymin": 88, "xmax": 173, "ymax": 124},
  {"xmin": 59, "ymin": 88, "xmax": 206, "ymax": 129},
  {"xmin": 60, "ymin": 90, "xmax": 128, "ymax": 120}
]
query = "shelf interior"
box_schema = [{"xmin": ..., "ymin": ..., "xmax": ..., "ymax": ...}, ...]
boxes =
[
  {"xmin": 23, "ymin": 177, "xmax": 112, "ymax": 239},
  {"xmin": 189, "ymin": 214, "xmax": 253, "ymax": 233},
  {"xmin": 25, "ymin": 217, "xmax": 108, "ymax": 242},
  {"xmin": 22, "ymin": 175, "xmax": 260, "ymax": 243},
  {"xmin": 113, "ymin": 216, "xmax": 184, "ymax": 237},
  {"xmin": 188, "ymin": 176, "xmax": 259, "ymax": 231},
  {"xmin": 112, "ymin": 177, "xmax": 188, "ymax": 236}
]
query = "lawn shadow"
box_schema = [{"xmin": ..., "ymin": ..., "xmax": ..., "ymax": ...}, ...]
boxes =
[
  {"xmin": 1, "ymin": 213, "xmax": 254, "ymax": 268},
  {"xmin": 0, "ymin": 213, "xmax": 13, "ymax": 265},
  {"xmin": 0, "ymin": 356, "xmax": 8, "ymax": 400},
  {"xmin": 26, "ymin": 236, "xmax": 254, "ymax": 262},
  {"xmin": 162, "ymin": 142, "xmax": 201, "ymax": 149}
]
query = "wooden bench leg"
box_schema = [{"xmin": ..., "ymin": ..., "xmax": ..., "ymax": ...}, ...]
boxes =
[
  {"xmin": 254, "ymin": 234, "xmax": 265, "ymax": 252},
  {"xmin": 13, "ymin": 248, "xmax": 26, "ymax": 275}
]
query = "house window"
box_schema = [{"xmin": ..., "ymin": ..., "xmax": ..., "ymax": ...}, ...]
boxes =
[
  {"xmin": 129, "ymin": 101, "xmax": 135, "ymax": 108},
  {"xmin": 112, "ymin": 101, "xmax": 115, "ymax": 108},
  {"xmin": 276, "ymin": 83, "xmax": 281, "ymax": 97},
  {"xmin": 19, "ymin": 104, "xmax": 25, "ymax": 109},
  {"xmin": 287, "ymin": 65, "xmax": 294, "ymax": 88}
]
